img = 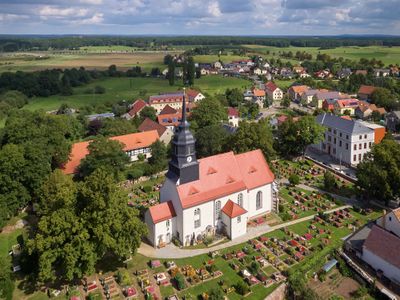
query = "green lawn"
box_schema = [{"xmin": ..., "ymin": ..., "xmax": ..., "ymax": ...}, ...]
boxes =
[
  {"xmin": 24, "ymin": 75, "xmax": 250, "ymax": 112},
  {"xmin": 243, "ymin": 45, "xmax": 400, "ymax": 66}
]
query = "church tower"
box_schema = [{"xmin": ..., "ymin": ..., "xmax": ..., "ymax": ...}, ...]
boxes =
[{"xmin": 167, "ymin": 89, "xmax": 199, "ymax": 185}]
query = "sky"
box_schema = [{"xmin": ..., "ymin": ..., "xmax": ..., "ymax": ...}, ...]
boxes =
[{"xmin": 0, "ymin": 0, "xmax": 399, "ymax": 35}]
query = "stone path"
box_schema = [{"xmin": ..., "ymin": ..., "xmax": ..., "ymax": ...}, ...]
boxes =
[{"xmin": 138, "ymin": 204, "xmax": 350, "ymax": 259}]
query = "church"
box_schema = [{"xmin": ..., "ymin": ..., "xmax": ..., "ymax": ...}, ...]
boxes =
[{"xmin": 145, "ymin": 92, "xmax": 276, "ymax": 247}]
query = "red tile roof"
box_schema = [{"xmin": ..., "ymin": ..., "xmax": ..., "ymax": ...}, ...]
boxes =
[
  {"xmin": 148, "ymin": 201, "xmax": 176, "ymax": 224},
  {"xmin": 159, "ymin": 105, "xmax": 178, "ymax": 115},
  {"xmin": 62, "ymin": 130, "xmax": 159, "ymax": 174},
  {"xmin": 253, "ymin": 88, "xmax": 266, "ymax": 97},
  {"xmin": 336, "ymin": 99, "xmax": 359, "ymax": 108},
  {"xmin": 358, "ymin": 85, "xmax": 377, "ymax": 96},
  {"xmin": 227, "ymin": 107, "xmax": 239, "ymax": 118},
  {"xmin": 364, "ymin": 225, "xmax": 400, "ymax": 269},
  {"xmin": 157, "ymin": 113, "xmax": 181, "ymax": 127},
  {"xmin": 221, "ymin": 200, "xmax": 247, "ymax": 218},
  {"xmin": 186, "ymin": 89, "xmax": 200, "ymax": 99},
  {"xmin": 138, "ymin": 118, "xmax": 167, "ymax": 137},
  {"xmin": 265, "ymin": 81, "xmax": 279, "ymax": 92},
  {"xmin": 128, "ymin": 99, "xmax": 147, "ymax": 116},
  {"xmin": 177, "ymin": 150, "xmax": 274, "ymax": 209},
  {"xmin": 289, "ymin": 85, "xmax": 309, "ymax": 95}
]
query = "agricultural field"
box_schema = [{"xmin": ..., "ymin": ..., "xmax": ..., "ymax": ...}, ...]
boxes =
[
  {"xmin": 0, "ymin": 50, "xmax": 180, "ymax": 73},
  {"xmin": 243, "ymin": 44, "xmax": 400, "ymax": 66},
  {"xmin": 23, "ymin": 75, "xmax": 251, "ymax": 112},
  {"xmin": 193, "ymin": 54, "xmax": 247, "ymax": 64}
]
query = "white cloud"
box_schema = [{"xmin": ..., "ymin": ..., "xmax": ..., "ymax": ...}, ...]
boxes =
[
  {"xmin": 80, "ymin": 0, "xmax": 103, "ymax": 4},
  {"xmin": 39, "ymin": 6, "xmax": 88, "ymax": 18},
  {"xmin": 77, "ymin": 12, "xmax": 104, "ymax": 24},
  {"xmin": 208, "ymin": 2, "xmax": 222, "ymax": 17},
  {"xmin": 0, "ymin": 13, "xmax": 28, "ymax": 22}
]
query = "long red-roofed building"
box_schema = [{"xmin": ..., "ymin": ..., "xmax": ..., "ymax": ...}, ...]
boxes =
[{"xmin": 62, "ymin": 130, "xmax": 159, "ymax": 174}]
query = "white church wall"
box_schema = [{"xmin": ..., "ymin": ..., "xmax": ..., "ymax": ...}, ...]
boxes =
[{"xmin": 247, "ymin": 183, "xmax": 272, "ymax": 219}]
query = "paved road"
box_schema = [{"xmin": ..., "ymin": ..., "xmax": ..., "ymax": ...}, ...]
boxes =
[{"xmin": 138, "ymin": 204, "xmax": 350, "ymax": 259}]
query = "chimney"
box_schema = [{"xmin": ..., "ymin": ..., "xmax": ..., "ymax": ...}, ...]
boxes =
[{"xmin": 382, "ymin": 209, "xmax": 387, "ymax": 229}]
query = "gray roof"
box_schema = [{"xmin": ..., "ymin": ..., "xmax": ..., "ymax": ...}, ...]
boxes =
[
  {"xmin": 303, "ymin": 89, "xmax": 319, "ymax": 97},
  {"xmin": 345, "ymin": 222, "xmax": 374, "ymax": 252},
  {"xmin": 315, "ymin": 91, "xmax": 341, "ymax": 100},
  {"xmin": 316, "ymin": 113, "xmax": 373, "ymax": 135}
]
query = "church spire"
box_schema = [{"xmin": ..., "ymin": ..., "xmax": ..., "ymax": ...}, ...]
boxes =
[{"xmin": 166, "ymin": 87, "xmax": 199, "ymax": 185}]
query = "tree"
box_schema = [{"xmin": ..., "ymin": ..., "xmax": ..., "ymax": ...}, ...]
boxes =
[
  {"xmin": 371, "ymin": 88, "xmax": 399, "ymax": 111},
  {"xmin": 148, "ymin": 140, "xmax": 168, "ymax": 172},
  {"xmin": 228, "ymin": 119, "xmax": 275, "ymax": 160},
  {"xmin": 225, "ymin": 88, "xmax": 242, "ymax": 107},
  {"xmin": 60, "ymin": 74, "xmax": 73, "ymax": 96},
  {"xmin": 289, "ymin": 174, "xmax": 300, "ymax": 186},
  {"xmin": 208, "ymin": 287, "xmax": 224, "ymax": 300},
  {"xmin": 190, "ymin": 97, "xmax": 227, "ymax": 130},
  {"xmin": 97, "ymin": 118, "xmax": 137, "ymax": 137},
  {"xmin": 0, "ymin": 257, "xmax": 14, "ymax": 300},
  {"xmin": 167, "ymin": 61, "xmax": 175, "ymax": 86},
  {"xmin": 324, "ymin": 171, "xmax": 336, "ymax": 191},
  {"xmin": 28, "ymin": 168, "xmax": 147, "ymax": 283},
  {"xmin": 195, "ymin": 124, "xmax": 229, "ymax": 158},
  {"xmin": 139, "ymin": 106, "xmax": 157, "ymax": 122},
  {"xmin": 78, "ymin": 137, "xmax": 130, "ymax": 179},
  {"xmin": 276, "ymin": 116, "xmax": 325, "ymax": 157},
  {"xmin": 282, "ymin": 95, "xmax": 291, "ymax": 107},
  {"xmin": 183, "ymin": 56, "xmax": 195, "ymax": 85},
  {"xmin": 235, "ymin": 281, "xmax": 249, "ymax": 296},
  {"xmin": 356, "ymin": 139, "xmax": 400, "ymax": 204}
]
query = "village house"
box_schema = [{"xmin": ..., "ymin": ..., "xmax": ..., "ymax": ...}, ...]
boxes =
[
  {"xmin": 122, "ymin": 99, "xmax": 147, "ymax": 120},
  {"xmin": 355, "ymin": 70, "xmax": 368, "ymax": 76},
  {"xmin": 138, "ymin": 118, "xmax": 174, "ymax": 144},
  {"xmin": 355, "ymin": 101, "xmax": 386, "ymax": 120},
  {"xmin": 358, "ymin": 85, "xmax": 377, "ymax": 101},
  {"xmin": 292, "ymin": 66, "xmax": 304, "ymax": 74},
  {"xmin": 145, "ymin": 100, "xmax": 276, "ymax": 247},
  {"xmin": 373, "ymin": 68, "xmax": 390, "ymax": 77},
  {"xmin": 312, "ymin": 91, "xmax": 342, "ymax": 108},
  {"xmin": 385, "ymin": 111, "xmax": 400, "ymax": 132},
  {"xmin": 333, "ymin": 99, "xmax": 360, "ymax": 116},
  {"xmin": 62, "ymin": 130, "xmax": 159, "ymax": 174},
  {"xmin": 299, "ymin": 70, "xmax": 311, "ymax": 78},
  {"xmin": 301, "ymin": 89, "xmax": 323, "ymax": 105},
  {"xmin": 288, "ymin": 85, "xmax": 309, "ymax": 102},
  {"xmin": 345, "ymin": 208, "xmax": 400, "ymax": 287},
  {"xmin": 149, "ymin": 90, "xmax": 204, "ymax": 114},
  {"xmin": 252, "ymin": 88, "xmax": 266, "ymax": 105},
  {"xmin": 227, "ymin": 107, "xmax": 240, "ymax": 127},
  {"xmin": 336, "ymin": 68, "xmax": 352, "ymax": 79},
  {"xmin": 87, "ymin": 112, "xmax": 115, "ymax": 122},
  {"xmin": 314, "ymin": 113, "xmax": 385, "ymax": 166},
  {"xmin": 265, "ymin": 81, "xmax": 283, "ymax": 103}
]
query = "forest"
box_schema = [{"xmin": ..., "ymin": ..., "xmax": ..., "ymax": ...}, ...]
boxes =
[{"xmin": 2, "ymin": 35, "xmax": 400, "ymax": 52}]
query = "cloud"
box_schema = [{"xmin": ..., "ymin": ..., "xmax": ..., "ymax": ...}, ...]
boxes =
[{"xmin": 0, "ymin": 0, "xmax": 399, "ymax": 35}]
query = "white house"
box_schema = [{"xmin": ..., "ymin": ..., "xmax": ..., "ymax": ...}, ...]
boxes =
[
  {"xmin": 314, "ymin": 113, "xmax": 378, "ymax": 166},
  {"xmin": 145, "ymin": 99, "xmax": 275, "ymax": 247},
  {"xmin": 227, "ymin": 107, "xmax": 240, "ymax": 127},
  {"xmin": 149, "ymin": 90, "xmax": 204, "ymax": 114},
  {"xmin": 265, "ymin": 81, "xmax": 283, "ymax": 102}
]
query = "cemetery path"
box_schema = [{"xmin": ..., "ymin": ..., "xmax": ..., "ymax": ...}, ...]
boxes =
[{"xmin": 138, "ymin": 204, "xmax": 351, "ymax": 259}]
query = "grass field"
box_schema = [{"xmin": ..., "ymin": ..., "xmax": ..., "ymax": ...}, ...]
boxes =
[
  {"xmin": 0, "ymin": 51, "xmax": 180, "ymax": 73},
  {"xmin": 243, "ymin": 45, "xmax": 400, "ymax": 66},
  {"xmin": 193, "ymin": 54, "xmax": 247, "ymax": 64},
  {"xmin": 24, "ymin": 75, "xmax": 251, "ymax": 111}
]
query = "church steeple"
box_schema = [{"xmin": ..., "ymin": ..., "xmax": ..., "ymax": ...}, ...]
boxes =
[{"xmin": 167, "ymin": 88, "xmax": 199, "ymax": 185}]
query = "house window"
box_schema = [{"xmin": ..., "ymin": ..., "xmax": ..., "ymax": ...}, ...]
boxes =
[
  {"xmin": 389, "ymin": 216, "xmax": 392, "ymax": 221},
  {"xmin": 369, "ymin": 142, "xmax": 372, "ymax": 148},
  {"xmin": 358, "ymin": 154, "xmax": 362, "ymax": 161},
  {"xmin": 346, "ymin": 135, "xmax": 349, "ymax": 140},
  {"xmin": 256, "ymin": 191, "xmax": 263, "ymax": 210},
  {"xmin": 334, "ymin": 130, "xmax": 337, "ymax": 135},
  {"xmin": 364, "ymin": 134, "xmax": 367, "ymax": 139},
  {"xmin": 328, "ymin": 136, "xmax": 331, "ymax": 142},
  {"xmin": 346, "ymin": 143, "xmax": 349, "ymax": 150},
  {"xmin": 194, "ymin": 208, "xmax": 201, "ymax": 228},
  {"xmin": 354, "ymin": 144, "xmax": 357, "ymax": 151},
  {"xmin": 359, "ymin": 144, "xmax": 362, "ymax": 150},
  {"xmin": 339, "ymin": 141, "xmax": 342, "ymax": 147},
  {"xmin": 166, "ymin": 220, "xmax": 170, "ymax": 227},
  {"xmin": 364, "ymin": 143, "xmax": 367, "ymax": 149},
  {"xmin": 334, "ymin": 138, "xmax": 336, "ymax": 144},
  {"xmin": 359, "ymin": 135, "xmax": 362, "ymax": 140},
  {"xmin": 328, "ymin": 128, "xmax": 332, "ymax": 132},
  {"xmin": 353, "ymin": 155, "xmax": 357, "ymax": 162},
  {"xmin": 237, "ymin": 216, "xmax": 241, "ymax": 223},
  {"xmin": 339, "ymin": 133, "xmax": 342, "ymax": 138},
  {"xmin": 237, "ymin": 193, "xmax": 243, "ymax": 207},
  {"xmin": 215, "ymin": 201, "xmax": 221, "ymax": 220}
]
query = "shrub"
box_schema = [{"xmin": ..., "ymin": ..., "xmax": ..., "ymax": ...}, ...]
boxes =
[
  {"xmin": 142, "ymin": 185, "xmax": 152, "ymax": 193},
  {"xmin": 248, "ymin": 261, "xmax": 260, "ymax": 275},
  {"xmin": 116, "ymin": 269, "xmax": 132, "ymax": 286},
  {"xmin": 94, "ymin": 85, "xmax": 106, "ymax": 94},
  {"xmin": 208, "ymin": 287, "xmax": 225, "ymax": 300},
  {"xmin": 289, "ymin": 174, "xmax": 300, "ymax": 186},
  {"xmin": 324, "ymin": 171, "xmax": 336, "ymax": 191},
  {"xmin": 174, "ymin": 273, "xmax": 186, "ymax": 290},
  {"xmin": 126, "ymin": 167, "xmax": 144, "ymax": 180},
  {"xmin": 203, "ymin": 235, "xmax": 214, "ymax": 246},
  {"xmin": 235, "ymin": 281, "xmax": 249, "ymax": 296}
]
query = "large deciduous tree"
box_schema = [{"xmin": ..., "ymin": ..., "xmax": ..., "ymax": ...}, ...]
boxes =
[
  {"xmin": 195, "ymin": 124, "xmax": 229, "ymax": 158},
  {"xmin": 78, "ymin": 137, "xmax": 130, "ymax": 179},
  {"xmin": 190, "ymin": 97, "xmax": 227, "ymax": 130},
  {"xmin": 356, "ymin": 139, "xmax": 400, "ymax": 204},
  {"xmin": 227, "ymin": 119, "xmax": 275, "ymax": 160},
  {"xmin": 276, "ymin": 116, "xmax": 325, "ymax": 157}
]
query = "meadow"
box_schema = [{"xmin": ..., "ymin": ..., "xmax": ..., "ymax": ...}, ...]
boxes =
[
  {"xmin": 24, "ymin": 75, "xmax": 251, "ymax": 112},
  {"xmin": 243, "ymin": 45, "xmax": 400, "ymax": 65}
]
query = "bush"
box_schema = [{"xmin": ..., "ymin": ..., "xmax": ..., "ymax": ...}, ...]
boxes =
[
  {"xmin": 94, "ymin": 85, "xmax": 106, "ymax": 94},
  {"xmin": 116, "ymin": 269, "xmax": 132, "ymax": 286},
  {"xmin": 208, "ymin": 287, "xmax": 224, "ymax": 300},
  {"xmin": 203, "ymin": 235, "xmax": 214, "ymax": 246},
  {"xmin": 289, "ymin": 174, "xmax": 300, "ymax": 186},
  {"xmin": 174, "ymin": 273, "xmax": 186, "ymax": 290},
  {"xmin": 248, "ymin": 261, "xmax": 260, "ymax": 275},
  {"xmin": 142, "ymin": 185, "xmax": 152, "ymax": 193},
  {"xmin": 126, "ymin": 167, "xmax": 144, "ymax": 180},
  {"xmin": 324, "ymin": 171, "xmax": 336, "ymax": 191},
  {"xmin": 235, "ymin": 281, "xmax": 249, "ymax": 295}
]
